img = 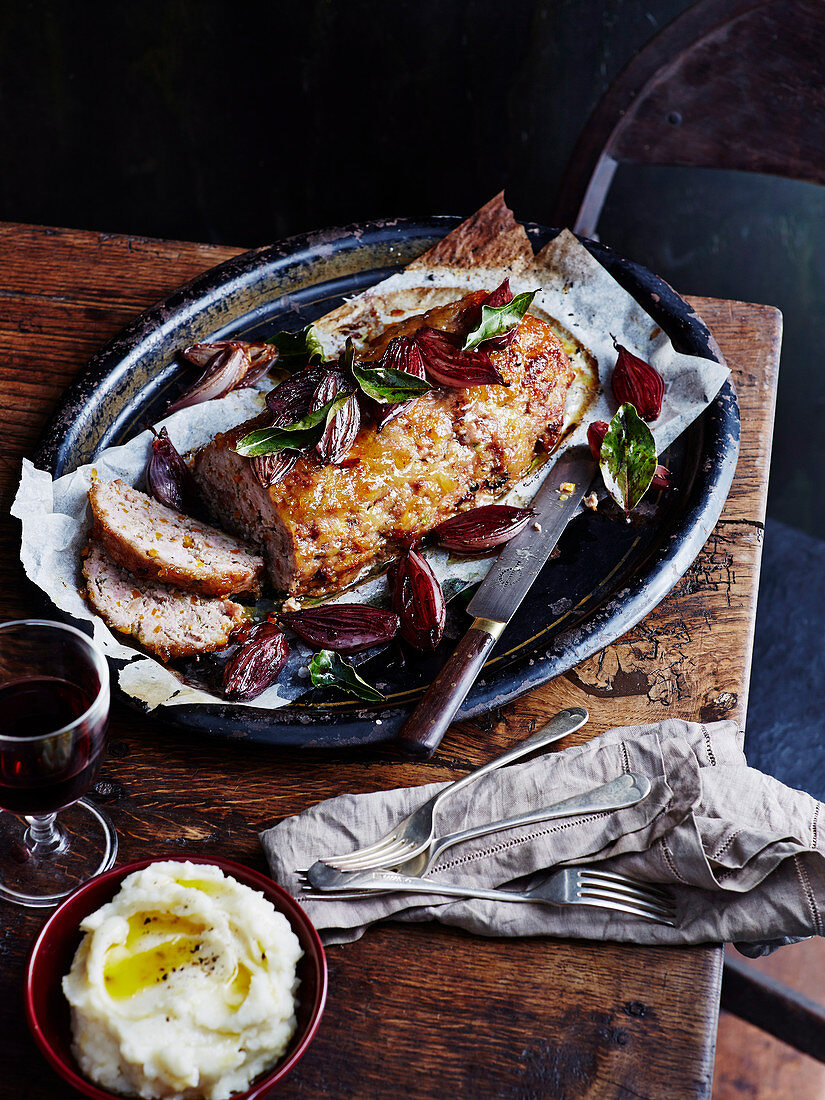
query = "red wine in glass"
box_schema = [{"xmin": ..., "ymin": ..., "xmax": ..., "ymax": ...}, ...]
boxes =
[
  {"xmin": 0, "ymin": 676, "xmax": 108, "ymax": 814},
  {"xmin": 0, "ymin": 620, "xmax": 116, "ymax": 908}
]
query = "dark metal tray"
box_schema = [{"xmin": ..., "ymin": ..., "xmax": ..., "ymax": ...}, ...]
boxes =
[{"xmin": 34, "ymin": 218, "xmax": 739, "ymax": 747}]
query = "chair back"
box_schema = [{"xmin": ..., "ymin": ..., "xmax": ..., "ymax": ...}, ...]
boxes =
[{"xmin": 552, "ymin": 0, "xmax": 825, "ymax": 237}]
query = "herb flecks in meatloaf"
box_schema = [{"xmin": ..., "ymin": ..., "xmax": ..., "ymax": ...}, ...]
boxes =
[
  {"xmin": 89, "ymin": 478, "xmax": 264, "ymax": 597},
  {"xmin": 82, "ymin": 541, "xmax": 247, "ymax": 661},
  {"xmin": 192, "ymin": 292, "xmax": 574, "ymax": 597}
]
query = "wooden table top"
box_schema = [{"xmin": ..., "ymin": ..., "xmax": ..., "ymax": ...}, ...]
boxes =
[{"xmin": 0, "ymin": 222, "xmax": 781, "ymax": 1099}]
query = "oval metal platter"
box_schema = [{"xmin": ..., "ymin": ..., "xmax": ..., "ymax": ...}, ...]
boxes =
[{"xmin": 34, "ymin": 218, "xmax": 739, "ymax": 748}]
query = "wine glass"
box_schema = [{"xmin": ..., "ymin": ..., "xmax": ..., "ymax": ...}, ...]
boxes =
[{"xmin": 0, "ymin": 619, "xmax": 117, "ymax": 907}]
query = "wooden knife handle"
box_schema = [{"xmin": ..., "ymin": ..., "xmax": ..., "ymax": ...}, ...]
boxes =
[{"xmin": 396, "ymin": 624, "xmax": 499, "ymax": 758}]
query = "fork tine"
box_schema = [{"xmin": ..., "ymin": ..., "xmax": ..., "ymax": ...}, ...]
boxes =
[
  {"xmin": 331, "ymin": 842, "xmax": 416, "ymax": 871},
  {"xmin": 299, "ymin": 884, "xmax": 390, "ymax": 901},
  {"xmin": 325, "ymin": 829, "xmax": 418, "ymax": 862},
  {"xmin": 329, "ymin": 837, "xmax": 412, "ymax": 866},
  {"xmin": 577, "ymin": 868, "xmax": 674, "ymax": 901},
  {"xmin": 577, "ymin": 885, "xmax": 675, "ymax": 920},
  {"xmin": 574, "ymin": 896, "xmax": 676, "ymax": 926},
  {"xmin": 577, "ymin": 873, "xmax": 676, "ymax": 912},
  {"xmin": 324, "ymin": 837, "xmax": 402, "ymax": 864},
  {"xmin": 587, "ymin": 886, "xmax": 676, "ymax": 916}
]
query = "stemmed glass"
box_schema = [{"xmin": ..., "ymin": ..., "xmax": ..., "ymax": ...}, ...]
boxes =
[{"xmin": 0, "ymin": 619, "xmax": 117, "ymax": 907}]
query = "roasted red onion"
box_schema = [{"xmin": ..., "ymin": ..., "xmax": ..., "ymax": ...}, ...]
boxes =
[
  {"xmin": 650, "ymin": 464, "xmax": 672, "ymax": 490},
  {"xmin": 375, "ymin": 336, "xmax": 428, "ymax": 430},
  {"xmin": 432, "ymin": 505, "xmax": 535, "ymax": 553},
  {"xmin": 483, "ymin": 279, "xmax": 514, "ymax": 308},
  {"xmin": 145, "ymin": 427, "xmax": 199, "ymax": 513},
  {"xmin": 611, "ymin": 340, "xmax": 664, "ymax": 421},
  {"xmin": 222, "ymin": 622, "xmax": 289, "ymax": 701},
  {"xmin": 587, "ymin": 421, "xmax": 609, "ymax": 463},
  {"xmin": 415, "ymin": 328, "xmax": 505, "ymax": 388},
  {"xmin": 180, "ymin": 340, "xmax": 279, "ymax": 375},
  {"xmin": 391, "ymin": 548, "xmax": 446, "ymax": 651},
  {"xmin": 312, "ymin": 370, "xmax": 360, "ymax": 464},
  {"xmin": 167, "ymin": 344, "xmax": 251, "ymax": 414},
  {"xmin": 250, "ymin": 452, "xmax": 298, "ymax": 489},
  {"xmin": 265, "ymin": 366, "xmax": 329, "ymax": 426},
  {"xmin": 466, "ymin": 279, "xmax": 519, "ymax": 351},
  {"xmin": 281, "ymin": 604, "xmax": 399, "ymax": 654}
]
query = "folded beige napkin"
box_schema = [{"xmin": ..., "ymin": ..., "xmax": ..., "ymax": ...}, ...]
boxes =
[{"xmin": 260, "ymin": 720, "xmax": 825, "ymax": 949}]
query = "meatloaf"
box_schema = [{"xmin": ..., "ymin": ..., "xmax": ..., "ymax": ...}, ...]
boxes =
[
  {"xmin": 88, "ymin": 478, "xmax": 264, "ymax": 597},
  {"xmin": 83, "ymin": 541, "xmax": 247, "ymax": 661},
  {"xmin": 193, "ymin": 294, "xmax": 575, "ymax": 597}
]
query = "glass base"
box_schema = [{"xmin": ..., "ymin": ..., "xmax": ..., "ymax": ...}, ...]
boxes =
[{"xmin": 0, "ymin": 799, "xmax": 117, "ymax": 907}]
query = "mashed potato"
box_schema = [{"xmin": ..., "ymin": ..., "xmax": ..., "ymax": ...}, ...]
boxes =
[{"xmin": 62, "ymin": 861, "xmax": 303, "ymax": 1100}]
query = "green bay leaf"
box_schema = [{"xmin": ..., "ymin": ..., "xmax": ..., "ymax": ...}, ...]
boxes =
[
  {"xmin": 352, "ymin": 361, "xmax": 432, "ymax": 403},
  {"xmin": 462, "ymin": 290, "xmax": 537, "ymax": 351},
  {"xmin": 308, "ymin": 650, "xmax": 384, "ymax": 703},
  {"xmin": 599, "ymin": 403, "xmax": 657, "ymax": 513},
  {"xmin": 233, "ymin": 394, "xmax": 349, "ymax": 457},
  {"xmin": 266, "ymin": 324, "xmax": 324, "ymax": 370},
  {"xmin": 233, "ymin": 425, "xmax": 318, "ymax": 458}
]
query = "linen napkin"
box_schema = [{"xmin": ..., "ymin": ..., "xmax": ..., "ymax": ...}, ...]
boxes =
[{"xmin": 260, "ymin": 719, "xmax": 825, "ymax": 949}]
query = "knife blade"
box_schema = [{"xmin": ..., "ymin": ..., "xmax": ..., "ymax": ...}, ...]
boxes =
[{"xmin": 396, "ymin": 445, "xmax": 596, "ymax": 757}]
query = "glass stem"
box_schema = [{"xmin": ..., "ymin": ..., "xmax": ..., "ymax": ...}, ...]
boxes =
[{"xmin": 23, "ymin": 813, "xmax": 67, "ymax": 857}]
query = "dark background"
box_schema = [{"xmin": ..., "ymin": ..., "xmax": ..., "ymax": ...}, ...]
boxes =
[
  {"xmin": 2, "ymin": 0, "xmax": 821, "ymax": 784},
  {"xmin": 2, "ymin": 0, "xmax": 819, "ymax": 536}
]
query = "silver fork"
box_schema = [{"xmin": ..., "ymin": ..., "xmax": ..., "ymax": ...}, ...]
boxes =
[
  {"xmin": 305, "ymin": 862, "xmax": 677, "ymax": 925},
  {"xmin": 298, "ymin": 771, "xmax": 651, "ymax": 893},
  {"xmin": 324, "ymin": 707, "xmax": 589, "ymax": 871}
]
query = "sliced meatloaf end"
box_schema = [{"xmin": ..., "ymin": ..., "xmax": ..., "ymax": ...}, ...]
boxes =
[
  {"xmin": 193, "ymin": 418, "xmax": 299, "ymax": 594},
  {"xmin": 88, "ymin": 478, "xmax": 264, "ymax": 597},
  {"xmin": 82, "ymin": 540, "xmax": 247, "ymax": 661},
  {"xmin": 192, "ymin": 295, "xmax": 575, "ymax": 598}
]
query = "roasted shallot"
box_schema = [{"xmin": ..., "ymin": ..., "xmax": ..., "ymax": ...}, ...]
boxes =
[
  {"xmin": 222, "ymin": 622, "xmax": 290, "ymax": 701},
  {"xmin": 587, "ymin": 420, "xmax": 609, "ymax": 463},
  {"xmin": 611, "ymin": 340, "xmax": 664, "ymax": 422},
  {"xmin": 167, "ymin": 342, "xmax": 275, "ymax": 414},
  {"xmin": 312, "ymin": 370, "xmax": 360, "ymax": 464},
  {"xmin": 266, "ymin": 367, "xmax": 329, "ymax": 426},
  {"xmin": 415, "ymin": 328, "xmax": 506, "ymax": 388},
  {"xmin": 250, "ymin": 453, "xmax": 298, "ymax": 489},
  {"xmin": 145, "ymin": 427, "xmax": 199, "ymax": 514},
  {"xmin": 432, "ymin": 504, "xmax": 534, "ymax": 553},
  {"xmin": 281, "ymin": 605, "xmax": 399, "ymax": 654},
  {"xmin": 374, "ymin": 336, "xmax": 428, "ymax": 430},
  {"xmin": 392, "ymin": 548, "xmax": 446, "ymax": 651},
  {"xmin": 475, "ymin": 279, "xmax": 519, "ymax": 351}
]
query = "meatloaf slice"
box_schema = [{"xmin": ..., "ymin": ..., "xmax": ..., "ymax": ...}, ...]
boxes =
[
  {"xmin": 82, "ymin": 541, "xmax": 247, "ymax": 661},
  {"xmin": 193, "ymin": 295, "xmax": 575, "ymax": 597},
  {"xmin": 88, "ymin": 478, "xmax": 264, "ymax": 597}
]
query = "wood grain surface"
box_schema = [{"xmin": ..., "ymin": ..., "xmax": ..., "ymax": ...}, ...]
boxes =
[{"xmin": 0, "ymin": 223, "xmax": 781, "ymax": 1099}]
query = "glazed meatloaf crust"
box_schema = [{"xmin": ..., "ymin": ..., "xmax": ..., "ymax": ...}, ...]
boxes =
[
  {"xmin": 193, "ymin": 298, "xmax": 574, "ymax": 597},
  {"xmin": 88, "ymin": 478, "xmax": 264, "ymax": 597},
  {"xmin": 83, "ymin": 541, "xmax": 247, "ymax": 661}
]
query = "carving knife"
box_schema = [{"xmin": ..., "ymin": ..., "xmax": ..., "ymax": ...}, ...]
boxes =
[{"xmin": 396, "ymin": 445, "xmax": 596, "ymax": 757}]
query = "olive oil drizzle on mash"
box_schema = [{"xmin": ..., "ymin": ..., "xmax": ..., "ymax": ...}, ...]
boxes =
[{"xmin": 62, "ymin": 862, "xmax": 302, "ymax": 1100}]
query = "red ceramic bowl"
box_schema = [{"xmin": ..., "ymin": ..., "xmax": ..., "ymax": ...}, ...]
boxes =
[{"xmin": 25, "ymin": 855, "xmax": 328, "ymax": 1099}]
